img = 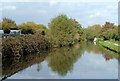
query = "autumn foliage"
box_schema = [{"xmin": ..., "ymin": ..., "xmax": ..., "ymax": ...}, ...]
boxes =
[{"xmin": 2, "ymin": 33, "xmax": 52, "ymax": 58}]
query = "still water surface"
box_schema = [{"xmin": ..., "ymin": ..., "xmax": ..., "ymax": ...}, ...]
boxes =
[{"xmin": 2, "ymin": 42, "xmax": 118, "ymax": 79}]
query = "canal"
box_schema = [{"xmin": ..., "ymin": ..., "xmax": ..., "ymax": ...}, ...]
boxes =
[{"xmin": 2, "ymin": 42, "xmax": 118, "ymax": 80}]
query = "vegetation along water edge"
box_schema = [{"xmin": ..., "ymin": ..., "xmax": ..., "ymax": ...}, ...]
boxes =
[{"xmin": 1, "ymin": 14, "xmax": 120, "ymax": 58}]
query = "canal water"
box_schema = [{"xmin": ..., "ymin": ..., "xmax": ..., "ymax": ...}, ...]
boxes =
[{"xmin": 2, "ymin": 42, "xmax": 118, "ymax": 80}]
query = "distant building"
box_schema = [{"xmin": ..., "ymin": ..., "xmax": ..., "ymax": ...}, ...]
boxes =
[
  {"xmin": 10, "ymin": 30, "xmax": 21, "ymax": 35},
  {"xmin": 0, "ymin": 30, "xmax": 4, "ymax": 37},
  {"xmin": 0, "ymin": 30, "xmax": 4, "ymax": 35},
  {"xmin": 0, "ymin": 30, "xmax": 21, "ymax": 37}
]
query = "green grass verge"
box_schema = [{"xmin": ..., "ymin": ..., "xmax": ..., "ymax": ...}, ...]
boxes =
[
  {"xmin": 97, "ymin": 40, "xmax": 120, "ymax": 54},
  {"xmin": 98, "ymin": 43, "xmax": 119, "ymax": 58},
  {"xmin": 105, "ymin": 41, "xmax": 120, "ymax": 44}
]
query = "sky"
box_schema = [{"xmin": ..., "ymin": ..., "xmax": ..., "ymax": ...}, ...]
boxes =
[{"xmin": 1, "ymin": 0, "xmax": 119, "ymax": 28}]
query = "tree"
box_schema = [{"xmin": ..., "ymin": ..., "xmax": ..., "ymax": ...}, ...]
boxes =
[
  {"xmin": 100, "ymin": 22, "xmax": 118, "ymax": 40},
  {"xmin": 72, "ymin": 19, "xmax": 85, "ymax": 41},
  {"xmin": 48, "ymin": 14, "xmax": 76, "ymax": 45},
  {"xmin": 88, "ymin": 24, "xmax": 101, "ymax": 32},
  {"xmin": 2, "ymin": 18, "xmax": 18, "ymax": 34},
  {"xmin": 18, "ymin": 22, "xmax": 47, "ymax": 34},
  {"xmin": 101, "ymin": 22, "xmax": 115, "ymax": 33},
  {"xmin": 0, "ymin": 22, "xmax": 2, "ymax": 30},
  {"xmin": 113, "ymin": 26, "xmax": 120, "ymax": 41},
  {"xmin": 84, "ymin": 24, "xmax": 101, "ymax": 41}
]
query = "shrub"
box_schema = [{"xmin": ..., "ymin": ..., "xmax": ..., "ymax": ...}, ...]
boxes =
[{"xmin": 2, "ymin": 33, "xmax": 52, "ymax": 58}]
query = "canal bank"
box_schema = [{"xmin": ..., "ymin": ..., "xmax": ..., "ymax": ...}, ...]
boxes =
[{"xmin": 96, "ymin": 39, "xmax": 120, "ymax": 54}]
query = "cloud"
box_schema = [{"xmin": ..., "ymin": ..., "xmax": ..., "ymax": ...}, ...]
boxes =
[
  {"xmin": 88, "ymin": 3, "xmax": 118, "ymax": 19},
  {"xmin": 88, "ymin": 10, "xmax": 109, "ymax": 19},
  {"xmin": 89, "ymin": 12, "xmax": 102, "ymax": 18},
  {"xmin": 2, "ymin": 2, "xmax": 118, "ymax": 27},
  {"xmin": 49, "ymin": 0, "xmax": 59, "ymax": 6},
  {"xmin": 3, "ymin": 6, "xmax": 16, "ymax": 10},
  {"xmin": 106, "ymin": 4, "xmax": 118, "ymax": 9}
]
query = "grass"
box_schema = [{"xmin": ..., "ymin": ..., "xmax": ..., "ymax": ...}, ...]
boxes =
[
  {"xmin": 98, "ymin": 42, "xmax": 119, "ymax": 57},
  {"xmin": 105, "ymin": 41, "xmax": 120, "ymax": 44},
  {"xmin": 97, "ymin": 39, "xmax": 120, "ymax": 54}
]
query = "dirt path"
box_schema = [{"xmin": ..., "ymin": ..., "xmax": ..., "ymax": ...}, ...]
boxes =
[{"xmin": 104, "ymin": 41, "xmax": 120, "ymax": 46}]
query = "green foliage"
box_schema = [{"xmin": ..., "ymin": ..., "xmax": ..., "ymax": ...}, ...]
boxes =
[
  {"xmin": 72, "ymin": 19, "xmax": 86, "ymax": 41},
  {"xmin": 18, "ymin": 22, "xmax": 47, "ymax": 34},
  {"xmin": 100, "ymin": 22, "xmax": 115, "ymax": 33},
  {"xmin": 78, "ymin": 28, "xmax": 86, "ymax": 41},
  {"xmin": 84, "ymin": 24, "xmax": 101, "ymax": 40},
  {"xmin": 48, "ymin": 14, "xmax": 80, "ymax": 45},
  {"xmin": 100, "ymin": 22, "xmax": 119, "ymax": 40},
  {"xmin": 2, "ymin": 18, "xmax": 18, "ymax": 34},
  {"xmin": 96, "ymin": 38, "xmax": 102, "ymax": 42},
  {"xmin": 84, "ymin": 22, "xmax": 119, "ymax": 41}
]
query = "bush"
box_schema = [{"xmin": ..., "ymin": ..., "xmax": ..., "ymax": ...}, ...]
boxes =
[{"xmin": 2, "ymin": 33, "xmax": 52, "ymax": 58}]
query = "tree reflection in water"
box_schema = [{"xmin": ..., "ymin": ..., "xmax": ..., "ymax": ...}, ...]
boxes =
[
  {"xmin": 2, "ymin": 49, "xmax": 51, "ymax": 80},
  {"xmin": 47, "ymin": 42, "xmax": 117, "ymax": 76},
  {"xmin": 46, "ymin": 42, "xmax": 119, "ymax": 76},
  {"xmin": 46, "ymin": 43, "xmax": 84, "ymax": 76},
  {"xmin": 85, "ymin": 42, "xmax": 118, "ymax": 61},
  {"xmin": 2, "ymin": 42, "xmax": 119, "ymax": 79}
]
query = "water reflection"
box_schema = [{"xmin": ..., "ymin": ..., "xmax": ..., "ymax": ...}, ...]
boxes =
[
  {"xmin": 2, "ymin": 49, "xmax": 51, "ymax": 80},
  {"xmin": 2, "ymin": 42, "xmax": 119, "ymax": 79},
  {"xmin": 37, "ymin": 64, "xmax": 41, "ymax": 72},
  {"xmin": 85, "ymin": 42, "xmax": 118, "ymax": 62},
  {"xmin": 94, "ymin": 41, "xmax": 96, "ymax": 45},
  {"xmin": 46, "ymin": 43, "xmax": 84, "ymax": 76}
]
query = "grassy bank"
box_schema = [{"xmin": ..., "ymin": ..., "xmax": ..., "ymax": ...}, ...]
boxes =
[
  {"xmin": 96, "ymin": 39, "xmax": 120, "ymax": 54},
  {"xmin": 2, "ymin": 33, "xmax": 52, "ymax": 58}
]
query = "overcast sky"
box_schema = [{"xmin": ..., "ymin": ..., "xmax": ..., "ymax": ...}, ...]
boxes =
[{"xmin": 1, "ymin": 0, "xmax": 119, "ymax": 28}]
